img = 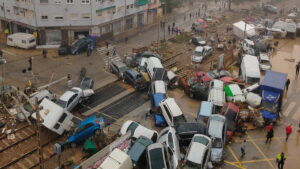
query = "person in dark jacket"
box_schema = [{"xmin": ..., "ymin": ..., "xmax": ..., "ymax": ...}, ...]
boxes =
[
  {"xmin": 266, "ymin": 128, "xmax": 274, "ymax": 144},
  {"xmin": 285, "ymin": 79, "xmax": 290, "ymax": 91}
]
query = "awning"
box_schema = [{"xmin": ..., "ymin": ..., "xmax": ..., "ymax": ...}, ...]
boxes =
[
  {"xmin": 136, "ymin": 0, "xmax": 148, "ymax": 6},
  {"xmin": 96, "ymin": 6, "xmax": 116, "ymax": 13},
  {"xmin": 262, "ymin": 90, "xmax": 280, "ymax": 102}
]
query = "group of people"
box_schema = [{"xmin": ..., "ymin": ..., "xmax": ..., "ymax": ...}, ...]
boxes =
[
  {"xmin": 240, "ymin": 123, "xmax": 296, "ymax": 169},
  {"xmin": 167, "ymin": 23, "xmax": 181, "ymax": 36}
]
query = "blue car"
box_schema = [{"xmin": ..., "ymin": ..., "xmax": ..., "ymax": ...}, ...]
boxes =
[{"xmin": 67, "ymin": 115, "xmax": 104, "ymax": 147}]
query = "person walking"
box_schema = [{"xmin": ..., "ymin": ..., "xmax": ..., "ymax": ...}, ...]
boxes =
[
  {"xmin": 171, "ymin": 26, "xmax": 174, "ymax": 35},
  {"xmin": 28, "ymin": 57, "xmax": 33, "ymax": 71},
  {"xmin": 285, "ymin": 124, "xmax": 292, "ymax": 141},
  {"xmin": 296, "ymin": 62, "xmax": 300, "ymax": 76},
  {"xmin": 168, "ymin": 25, "xmax": 171, "ymax": 35},
  {"xmin": 266, "ymin": 123, "xmax": 273, "ymax": 132},
  {"xmin": 240, "ymin": 139, "xmax": 246, "ymax": 157},
  {"xmin": 112, "ymin": 46, "xmax": 116, "ymax": 56},
  {"xmin": 276, "ymin": 152, "xmax": 286, "ymax": 169},
  {"xmin": 42, "ymin": 49, "xmax": 47, "ymax": 58},
  {"xmin": 67, "ymin": 74, "xmax": 72, "ymax": 89},
  {"xmin": 285, "ymin": 78, "xmax": 290, "ymax": 91},
  {"xmin": 266, "ymin": 128, "xmax": 274, "ymax": 144}
]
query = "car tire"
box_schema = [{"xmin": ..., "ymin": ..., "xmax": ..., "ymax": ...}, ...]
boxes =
[{"xmin": 71, "ymin": 142, "xmax": 77, "ymax": 148}]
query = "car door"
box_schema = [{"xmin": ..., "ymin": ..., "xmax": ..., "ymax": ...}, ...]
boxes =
[
  {"xmin": 163, "ymin": 105, "xmax": 173, "ymax": 126},
  {"xmin": 128, "ymin": 73, "xmax": 135, "ymax": 85}
]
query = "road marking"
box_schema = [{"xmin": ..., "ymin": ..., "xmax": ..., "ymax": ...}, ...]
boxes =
[
  {"xmin": 283, "ymin": 102, "xmax": 296, "ymax": 116},
  {"xmin": 224, "ymin": 160, "xmax": 247, "ymax": 169},
  {"xmin": 247, "ymin": 133, "xmax": 275, "ymax": 169},
  {"xmin": 1, "ymin": 49, "xmax": 16, "ymax": 56},
  {"xmin": 233, "ymin": 158, "xmax": 275, "ymax": 164},
  {"xmin": 226, "ymin": 145, "xmax": 244, "ymax": 168},
  {"xmin": 292, "ymin": 107, "xmax": 300, "ymax": 120}
]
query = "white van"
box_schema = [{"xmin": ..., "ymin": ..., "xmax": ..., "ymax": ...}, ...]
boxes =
[
  {"xmin": 98, "ymin": 148, "xmax": 132, "ymax": 169},
  {"xmin": 241, "ymin": 55, "xmax": 261, "ymax": 84},
  {"xmin": 7, "ymin": 33, "xmax": 36, "ymax": 49},
  {"xmin": 208, "ymin": 80, "xmax": 226, "ymax": 108},
  {"xmin": 31, "ymin": 98, "xmax": 74, "ymax": 135},
  {"xmin": 145, "ymin": 57, "xmax": 163, "ymax": 79}
]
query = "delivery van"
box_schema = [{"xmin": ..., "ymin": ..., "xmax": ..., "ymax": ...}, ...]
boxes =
[
  {"xmin": 145, "ymin": 57, "xmax": 163, "ymax": 79},
  {"xmin": 7, "ymin": 33, "xmax": 36, "ymax": 49},
  {"xmin": 240, "ymin": 55, "xmax": 261, "ymax": 84}
]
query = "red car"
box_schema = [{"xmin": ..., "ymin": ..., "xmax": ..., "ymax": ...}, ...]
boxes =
[{"xmin": 220, "ymin": 103, "xmax": 240, "ymax": 139}]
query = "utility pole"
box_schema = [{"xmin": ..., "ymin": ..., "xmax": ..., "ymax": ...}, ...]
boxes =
[{"xmin": 35, "ymin": 98, "xmax": 44, "ymax": 169}]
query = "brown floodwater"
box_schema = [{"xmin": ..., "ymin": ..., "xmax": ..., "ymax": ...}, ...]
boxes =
[{"xmin": 271, "ymin": 38, "xmax": 300, "ymax": 81}]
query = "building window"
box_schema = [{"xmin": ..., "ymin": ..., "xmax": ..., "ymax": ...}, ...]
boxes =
[
  {"xmin": 55, "ymin": 0, "xmax": 62, "ymax": 4},
  {"xmin": 40, "ymin": 0, "xmax": 48, "ymax": 3},
  {"xmin": 125, "ymin": 17, "xmax": 133, "ymax": 30},
  {"xmin": 41, "ymin": 15, "xmax": 48, "ymax": 20},
  {"xmin": 66, "ymin": 0, "xmax": 73, "ymax": 4},
  {"xmin": 81, "ymin": 0, "xmax": 90, "ymax": 4},
  {"xmin": 6, "ymin": 9, "xmax": 10, "ymax": 13},
  {"xmin": 13, "ymin": 6, "xmax": 19, "ymax": 15},
  {"xmin": 55, "ymin": 16, "xmax": 64, "ymax": 20}
]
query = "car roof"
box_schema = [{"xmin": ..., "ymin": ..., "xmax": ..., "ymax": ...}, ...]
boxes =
[
  {"xmin": 187, "ymin": 142, "xmax": 207, "ymax": 164},
  {"xmin": 212, "ymin": 79, "xmax": 224, "ymax": 88},
  {"xmin": 162, "ymin": 98, "xmax": 183, "ymax": 117},
  {"xmin": 153, "ymin": 80, "xmax": 166, "ymax": 94},
  {"xmin": 59, "ymin": 90, "xmax": 76, "ymax": 101},
  {"xmin": 208, "ymin": 115, "xmax": 226, "ymax": 138},
  {"xmin": 199, "ymin": 101, "xmax": 213, "ymax": 117},
  {"xmin": 77, "ymin": 115, "xmax": 101, "ymax": 128},
  {"xmin": 195, "ymin": 46, "xmax": 204, "ymax": 52},
  {"xmin": 204, "ymin": 46, "xmax": 212, "ymax": 49}
]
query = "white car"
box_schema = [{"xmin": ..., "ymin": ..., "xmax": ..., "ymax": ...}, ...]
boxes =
[
  {"xmin": 192, "ymin": 46, "xmax": 213, "ymax": 63},
  {"xmin": 241, "ymin": 39, "xmax": 255, "ymax": 56},
  {"xmin": 120, "ymin": 120, "xmax": 158, "ymax": 142},
  {"xmin": 258, "ymin": 53, "xmax": 272, "ymax": 71},
  {"xmin": 159, "ymin": 98, "xmax": 186, "ymax": 126},
  {"xmin": 17, "ymin": 89, "xmax": 54, "ymax": 121},
  {"xmin": 184, "ymin": 134, "xmax": 212, "ymax": 169},
  {"xmin": 146, "ymin": 143, "xmax": 169, "ymax": 169},
  {"xmin": 55, "ymin": 87, "xmax": 94, "ymax": 112},
  {"xmin": 207, "ymin": 115, "xmax": 227, "ymax": 164},
  {"xmin": 158, "ymin": 127, "xmax": 181, "ymax": 169}
]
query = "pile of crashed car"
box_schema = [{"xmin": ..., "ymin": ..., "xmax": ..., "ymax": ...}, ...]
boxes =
[{"xmin": 90, "ymin": 17, "xmax": 294, "ymax": 169}]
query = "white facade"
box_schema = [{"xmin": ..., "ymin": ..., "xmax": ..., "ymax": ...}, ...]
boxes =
[{"xmin": 0, "ymin": 0, "xmax": 161, "ymax": 44}]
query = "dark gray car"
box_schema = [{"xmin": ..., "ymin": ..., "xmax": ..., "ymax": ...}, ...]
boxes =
[
  {"xmin": 123, "ymin": 69, "xmax": 148, "ymax": 90},
  {"xmin": 110, "ymin": 61, "xmax": 129, "ymax": 79}
]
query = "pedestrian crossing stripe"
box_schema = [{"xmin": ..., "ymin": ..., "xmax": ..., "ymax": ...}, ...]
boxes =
[
  {"xmin": 283, "ymin": 102, "xmax": 296, "ymax": 116},
  {"xmin": 292, "ymin": 107, "xmax": 300, "ymax": 120}
]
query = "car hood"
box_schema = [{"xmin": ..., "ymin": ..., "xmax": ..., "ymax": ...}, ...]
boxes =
[
  {"xmin": 211, "ymin": 148, "xmax": 223, "ymax": 162},
  {"xmin": 192, "ymin": 55, "xmax": 204, "ymax": 62},
  {"xmin": 197, "ymin": 41, "xmax": 206, "ymax": 45}
]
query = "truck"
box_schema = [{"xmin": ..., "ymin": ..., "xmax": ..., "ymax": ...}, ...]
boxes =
[
  {"xmin": 259, "ymin": 70, "xmax": 287, "ymax": 124},
  {"xmin": 233, "ymin": 21, "xmax": 256, "ymax": 39}
]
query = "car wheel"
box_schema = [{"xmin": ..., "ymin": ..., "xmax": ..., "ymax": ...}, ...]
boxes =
[{"xmin": 71, "ymin": 142, "xmax": 76, "ymax": 148}]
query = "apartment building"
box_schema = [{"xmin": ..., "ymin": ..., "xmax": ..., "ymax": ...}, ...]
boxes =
[{"xmin": 0, "ymin": 0, "xmax": 161, "ymax": 45}]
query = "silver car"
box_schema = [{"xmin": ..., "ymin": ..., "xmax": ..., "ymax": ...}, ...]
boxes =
[
  {"xmin": 192, "ymin": 46, "xmax": 213, "ymax": 63},
  {"xmin": 207, "ymin": 114, "xmax": 227, "ymax": 164},
  {"xmin": 158, "ymin": 127, "xmax": 181, "ymax": 169}
]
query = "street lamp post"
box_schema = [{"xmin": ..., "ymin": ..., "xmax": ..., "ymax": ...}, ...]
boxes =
[{"xmin": 0, "ymin": 56, "xmax": 7, "ymax": 99}]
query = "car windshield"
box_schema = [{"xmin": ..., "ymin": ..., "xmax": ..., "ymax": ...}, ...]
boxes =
[
  {"xmin": 185, "ymin": 160, "xmax": 201, "ymax": 169},
  {"xmin": 23, "ymin": 103, "xmax": 33, "ymax": 112},
  {"xmin": 119, "ymin": 66, "xmax": 129, "ymax": 72},
  {"xmin": 247, "ymin": 77, "xmax": 260, "ymax": 84},
  {"xmin": 55, "ymin": 99, "xmax": 67, "ymax": 108},
  {"xmin": 261, "ymin": 101, "xmax": 278, "ymax": 113},
  {"xmin": 149, "ymin": 149, "xmax": 166, "ymax": 169},
  {"xmin": 194, "ymin": 51, "xmax": 203, "ymax": 56},
  {"xmin": 261, "ymin": 60, "xmax": 270, "ymax": 65},
  {"xmin": 195, "ymin": 37, "xmax": 203, "ymax": 41},
  {"xmin": 212, "ymin": 137, "xmax": 223, "ymax": 148},
  {"xmin": 207, "ymin": 71, "xmax": 218, "ymax": 79},
  {"xmin": 127, "ymin": 122, "xmax": 139, "ymax": 132},
  {"xmin": 174, "ymin": 115, "xmax": 186, "ymax": 126},
  {"xmin": 29, "ymin": 39, "xmax": 35, "ymax": 43},
  {"xmin": 194, "ymin": 136, "xmax": 209, "ymax": 145}
]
